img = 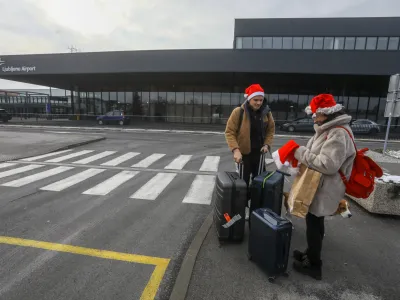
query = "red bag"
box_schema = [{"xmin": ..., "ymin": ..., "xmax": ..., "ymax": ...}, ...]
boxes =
[{"xmin": 334, "ymin": 126, "xmax": 383, "ymax": 199}]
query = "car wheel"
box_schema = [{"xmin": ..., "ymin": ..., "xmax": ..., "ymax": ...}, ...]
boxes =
[
  {"xmin": 98, "ymin": 120, "xmax": 103, "ymax": 125},
  {"xmin": 288, "ymin": 126, "xmax": 295, "ymax": 132},
  {"xmin": 119, "ymin": 120, "xmax": 124, "ymax": 126}
]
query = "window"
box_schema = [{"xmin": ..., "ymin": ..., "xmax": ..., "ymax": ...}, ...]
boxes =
[
  {"xmin": 235, "ymin": 37, "xmax": 243, "ymax": 49},
  {"xmin": 253, "ymin": 37, "xmax": 262, "ymax": 49},
  {"xmin": 313, "ymin": 37, "xmax": 324, "ymax": 49},
  {"xmin": 293, "ymin": 37, "xmax": 303, "ymax": 49},
  {"xmin": 242, "ymin": 37, "xmax": 252, "ymax": 48},
  {"xmin": 334, "ymin": 37, "xmax": 345, "ymax": 49},
  {"xmin": 263, "ymin": 37, "xmax": 273, "ymax": 49},
  {"xmin": 234, "ymin": 35, "xmax": 400, "ymax": 51},
  {"xmin": 272, "ymin": 37, "xmax": 283, "ymax": 49},
  {"xmin": 366, "ymin": 37, "xmax": 377, "ymax": 50},
  {"xmin": 282, "ymin": 37, "xmax": 293, "ymax": 49},
  {"xmin": 303, "ymin": 37, "xmax": 313, "ymax": 49},
  {"xmin": 345, "ymin": 37, "xmax": 356, "ymax": 50},
  {"xmin": 377, "ymin": 37, "xmax": 388, "ymax": 50},
  {"xmin": 323, "ymin": 37, "xmax": 334, "ymax": 49},
  {"xmin": 355, "ymin": 37, "xmax": 366, "ymax": 50},
  {"xmin": 388, "ymin": 37, "xmax": 399, "ymax": 50}
]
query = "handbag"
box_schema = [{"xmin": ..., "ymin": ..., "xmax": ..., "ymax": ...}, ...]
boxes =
[{"xmin": 287, "ymin": 164, "xmax": 322, "ymax": 218}]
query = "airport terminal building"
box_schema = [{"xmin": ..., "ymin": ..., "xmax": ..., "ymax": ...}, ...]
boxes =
[{"xmin": 1, "ymin": 17, "xmax": 400, "ymax": 125}]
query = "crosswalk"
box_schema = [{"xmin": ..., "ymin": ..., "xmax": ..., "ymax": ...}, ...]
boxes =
[{"xmin": 0, "ymin": 149, "xmax": 223, "ymax": 205}]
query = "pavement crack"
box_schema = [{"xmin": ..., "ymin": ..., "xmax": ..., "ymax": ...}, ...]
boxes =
[{"xmin": 0, "ymin": 190, "xmax": 42, "ymax": 209}]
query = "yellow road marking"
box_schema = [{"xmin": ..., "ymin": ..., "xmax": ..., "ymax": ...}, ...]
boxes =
[{"xmin": 0, "ymin": 236, "xmax": 170, "ymax": 300}]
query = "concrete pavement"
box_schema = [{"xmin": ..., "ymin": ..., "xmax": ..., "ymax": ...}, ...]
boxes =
[
  {"xmin": 181, "ymin": 139, "xmax": 400, "ymax": 300},
  {"xmin": 0, "ymin": 127, "xmax": 399, "ymax": 299}
]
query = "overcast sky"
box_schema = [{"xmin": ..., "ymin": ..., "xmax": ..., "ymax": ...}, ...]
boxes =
[{"xmin": 1, "ymin": 0, "xmax": 399, "ymax": 89}]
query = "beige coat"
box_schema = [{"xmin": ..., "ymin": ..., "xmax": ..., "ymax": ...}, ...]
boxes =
[
  {"xmin": 225, "ymin": 102, "xmax": 275, "ymax": 155},
  {"xmin": 294, "ymin": 114, "xmax": 357, "ymax": 217}
]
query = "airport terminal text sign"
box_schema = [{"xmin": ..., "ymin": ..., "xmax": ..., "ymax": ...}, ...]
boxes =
[{"xmin": 0, "ymin": 58, "xmax": 36, "ymax": 73}]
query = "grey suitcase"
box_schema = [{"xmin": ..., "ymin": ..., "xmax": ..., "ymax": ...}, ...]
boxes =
[{"xmin": 213, "ymin": 163, "xmax": 247, "ymax": 242}]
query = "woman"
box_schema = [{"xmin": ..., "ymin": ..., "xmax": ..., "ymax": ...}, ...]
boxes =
[{"xmin": 290, "ymin": 94, "xmax": 356, "ymax": 280}]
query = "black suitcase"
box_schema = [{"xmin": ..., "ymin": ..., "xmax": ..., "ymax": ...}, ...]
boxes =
[
  {"xmin": 248, "ymin": 208, "xmax": 292, "ymax": 282},
  {"xmin": 250, "ymin": 170, "xmax": 285, "ymax": 216},
  {"xmin": 213, "ymin": 163, "xmax": 247, "ymax": 243}
]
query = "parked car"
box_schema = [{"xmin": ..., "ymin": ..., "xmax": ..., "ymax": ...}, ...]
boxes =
[
  {"xmin": 350, "ymin": 119, "xmax": 381, "ymax": 134},
  {"xmin": 96, "ymin": 110, "xmax": 130, "ymax": 125},
  {"xmin": 280, "ymin": 117, "xmax": 314, "ymax": 132},
  {"xmin": 0, "ymin": 109, "xmax": 12, "ymax": 123}
]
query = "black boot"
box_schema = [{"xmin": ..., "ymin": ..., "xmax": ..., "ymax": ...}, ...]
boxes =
[
  {"xmin": 293, "ymin": 256, "xmax": 322, "ymax": 280},
  {"xmin": 293, "ymin": 249, "xmax": 307, "ymax": 262}
]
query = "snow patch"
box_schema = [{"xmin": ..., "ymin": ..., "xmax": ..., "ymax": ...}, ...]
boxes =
[
  {"xmin": 385, "ymin": 150, "xmax": 400, "ymax": 159},
  {"xmin": 377, "ymin": 174, "xmax": 400, "ymax": 184}
]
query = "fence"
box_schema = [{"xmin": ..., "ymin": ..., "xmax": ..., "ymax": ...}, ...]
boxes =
[{"xmin": 3, "ymin": 112, "xmax": 400, "ymax": 140}]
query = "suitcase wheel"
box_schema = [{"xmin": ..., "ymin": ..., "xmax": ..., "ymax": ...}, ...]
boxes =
[
  {"xmin": 247, "ymin": 253, "xmax": 252, "ymax": 261},
  {"xmin": 268, "ymin": 276, "xmax": 275, "ymax": 283},
  {"xmin": 283, "ymin": 272, "xmax": 289, "ymax": 277}
]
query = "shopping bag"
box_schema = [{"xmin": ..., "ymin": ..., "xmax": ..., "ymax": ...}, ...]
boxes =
[{"xmin": 287, "ymin": 164, "xmax": 322, "ymax": 218}]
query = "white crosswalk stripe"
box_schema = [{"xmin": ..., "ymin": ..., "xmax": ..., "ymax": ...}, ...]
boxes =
[
  {"xmin": 131, "ymin": 153, "xmax": 166, "ymax": 168},
  {"xmin": 0, "ymin": 163, "xmax": 17, "ymax": 169},
  {"xmin": 2, "ymin": 166, "xmax": 74, "ymax": 187},
  {"xmin": 1, "ymin": 150, "xmax": 223, "ymax": 205},
  {"xmin": 0, "ymin": 164, "xmax": 45, "ymax": 179},
  {"xmin": 130, "ymin": 172, "xmax": 177, "ymax": 200},
  {"xmin": 164, "ymin": 155, "xmax": 192, "ymax": 170},
  {"xmin": 72, "ymin": 151, "xmax": 116, "ymax": 164},
  {"xmin": 19, "ymin": 149, "xmax": 73, "ymax": 162},
  {"xmin": 199, "ymin": 156, "xmax": 220, "ymax": 172},
  {"xmin": 82, "ymin": 170, "xmax": 139, "ymax": 196},
  {"xmin": 182, "ymin": 174, "xmax": 216, "ymax": 205},
  {"xmin": 40, "ymin": 168, "xmax": 105, "ymax": 191},
  {"xmin": 101, "ymin": 152, "xmax": 140, "ymax": 166},
  {"xmin": 45, "ymin": 150, "xmax": 94, "ymax": 163}
]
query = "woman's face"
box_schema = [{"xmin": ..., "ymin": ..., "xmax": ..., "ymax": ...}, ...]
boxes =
[
  {"xmin": 313, "ymin": 112, "xmax": 328, "ymax": 126},
  {"xmin": 248, "ymin": 96, "xmax": 264, "ymax": 110}
]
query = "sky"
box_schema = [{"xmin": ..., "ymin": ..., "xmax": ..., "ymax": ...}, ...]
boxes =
[{"xmin": 0, "ymin": 0, "xmax": 399, "ymax": 89}]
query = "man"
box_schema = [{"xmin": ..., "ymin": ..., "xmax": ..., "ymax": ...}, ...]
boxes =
[{"xmin": 225, "ymin": 83, "xmax": 275, "ymax": 219}]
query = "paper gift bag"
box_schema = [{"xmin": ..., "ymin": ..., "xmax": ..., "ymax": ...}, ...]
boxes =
[{"xmin": 288, "ymin": 164, "xmax": 322, "ymax": 218}]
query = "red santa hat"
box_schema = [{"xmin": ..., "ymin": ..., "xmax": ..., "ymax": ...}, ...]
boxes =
[
  {"xmin": 272, "ymin": 140, "xmax": 300, "ymax": 175},
  {"xmin": 244, "ymin": 84, "xmax": 264, "ymax": 101},
  {"xmin": 305, "ymin": 94, "xmax": 343, "ymax": 118}
]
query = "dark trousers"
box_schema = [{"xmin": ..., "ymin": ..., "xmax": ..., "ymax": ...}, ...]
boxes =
[
  {"xmin": 306, "ymin": 212, "xmax": 325, "ymax": 266},
  {"xmin": 242, "ymin": 150, "xmax": 265, "ymax": 204}
]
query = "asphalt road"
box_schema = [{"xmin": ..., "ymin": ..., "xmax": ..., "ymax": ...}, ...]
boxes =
[{"xmin": 0, "ymin": 127, "xmax": 399, "ymax": 300}]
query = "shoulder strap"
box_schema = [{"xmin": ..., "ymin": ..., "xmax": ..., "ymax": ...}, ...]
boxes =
[
  {"xmin": 326, "ymin": 126, "xmax": 357, "ymax": 183},
  {"xmin": 236, "ymin": 108, "xmax": 244, "ymax": 134}
]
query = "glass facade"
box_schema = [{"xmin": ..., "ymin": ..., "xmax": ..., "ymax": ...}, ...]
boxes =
[
  {"xmin": 1, "ymin": 88, "xmax": 392, "ymax": 125},
  {"xmin": 235, "ymin": 36, "xmax": 400, "ymax": 51}
]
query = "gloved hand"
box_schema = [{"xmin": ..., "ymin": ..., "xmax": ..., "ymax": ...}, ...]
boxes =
[
  {"xmin": 233, "ymin": 149, "xmax": 242, "ymax": 163},
  {"xmin": 271, "ymin": 140, "xmax": 300, "ymax": 170}
]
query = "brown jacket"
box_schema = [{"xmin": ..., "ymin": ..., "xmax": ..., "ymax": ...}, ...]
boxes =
[{"xmin": 225, "ymin": 102, "xmax": 275, "ymax": 155}]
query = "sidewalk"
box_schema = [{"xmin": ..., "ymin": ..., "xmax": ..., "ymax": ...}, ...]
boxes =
[
  {"xmin": 5, "ymin": 118, "xmax": 400, "ymax": 140},
  {"xmin": 0, "ymin": 131, "xmax": 105, "ymax": 162},
  {"xmin": 181, "ymin": 160, "xmax": 400, "ymax": 300}
]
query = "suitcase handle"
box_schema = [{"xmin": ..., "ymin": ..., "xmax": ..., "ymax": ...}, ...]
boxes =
[
  {"xmin": 258, "ymin": 152, "xmax": 265, "ymax": 176},
  {"xmin": 237, "ymin": 162, "xmax": 244, "ymax": 179}
]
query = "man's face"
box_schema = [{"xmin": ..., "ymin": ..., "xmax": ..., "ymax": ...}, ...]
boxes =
[{"xmin": 248, "ymin": 96, "xmax": 264, "ymax": 110}]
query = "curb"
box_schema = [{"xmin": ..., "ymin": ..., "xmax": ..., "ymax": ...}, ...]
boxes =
[
  {"xmin": 169, "ymin": 211, "xmax": 213, "ymax": 300},
  {"xmin": 1, "ymin": 124, "xmax": 400, "ymax": 143},
  {"xmin": 0, "ymin": 137, "xmax": 106, "ymax": 163}
]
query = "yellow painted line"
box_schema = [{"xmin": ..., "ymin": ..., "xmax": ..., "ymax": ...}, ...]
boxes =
[{"xmin": 0, "ymin": 236, "xmax": 170, "ymax": 300}]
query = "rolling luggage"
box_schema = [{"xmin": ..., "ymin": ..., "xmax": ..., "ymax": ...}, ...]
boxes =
[
  {"xmin": 213, "ymin": 162, "xmax": 247, "ymax": 243},
  {"xmin": 249, "ymin": 154, "xmax": 287, "ymax": 229},
  {"xmin": 248, "ymin": 207, "xmax": 292, "ymax": 282}
]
